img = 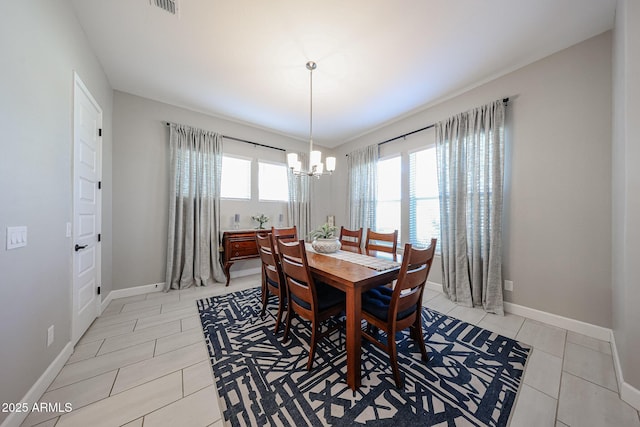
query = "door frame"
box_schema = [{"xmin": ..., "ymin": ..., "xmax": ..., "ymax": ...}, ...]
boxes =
[{"xmin": 72, "ymin": 71, "xmax": 102, "ymax": 345}]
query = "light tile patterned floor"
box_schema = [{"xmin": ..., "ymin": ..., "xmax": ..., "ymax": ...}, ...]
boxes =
[
  {"xmin": 21, "ymin": 275, "xmax": 640, "ymax": 426},
  {"xmin": 422, "ymin": 297, "xmax": 640, "ymax": 427}
]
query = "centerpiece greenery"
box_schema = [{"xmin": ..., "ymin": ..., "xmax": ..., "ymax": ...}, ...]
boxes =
[
  {"xmin": 251, "ymin": 214, "xmax": 269, "ymax": 229},
  {"xmin": 309, "ymin": 223, "xmax": 341, "ymax": 253},
  {"xmin": 309, "ymin": 223, "xmax": 338, "ymax": 239}
]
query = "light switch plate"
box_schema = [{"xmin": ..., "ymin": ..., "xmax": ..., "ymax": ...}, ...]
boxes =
[{"xmin": 6, "ymin": 226, "xmax": 27, "ymax": 250}]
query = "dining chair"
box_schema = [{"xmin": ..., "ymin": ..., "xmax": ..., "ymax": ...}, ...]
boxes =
[
  {"xmin": 277, "ymin": 239, "xmax": 346, "ymax": 371},
  {"xmin": 365, "ymin": 228, "xmax": 398, "ymax": 255},
  {"xmin": 271, "ymin": 225, "xmax": 298, "ymax": 243},
  {"xmin": 256, "ymin": 233, "xmax": 287, "ymax": 334},
  {"xmin": 361, "ymin": 239, "xmax": 437, "ymax": 388},
  {"xmin": 339, "ymin": 226, "xmax": 363, "ymax": 250}
]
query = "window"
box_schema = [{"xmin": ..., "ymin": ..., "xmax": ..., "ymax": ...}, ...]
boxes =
[
  {"xmin": 221, "ymin": 155, "xmax": 251, "ymax": 199},
  {"xmin": 409, "ymin": 147, "xmax": 440, "ymax": 250},
  {"xmin": 376, "ymin": 156, "xmax": 401, "ymax": 237},
  {"xmin": 259, "ymin": 161, "xmax": 289, "ymax": 202}
]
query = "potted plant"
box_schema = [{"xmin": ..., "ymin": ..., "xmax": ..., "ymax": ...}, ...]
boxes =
[
  {"xmin": 251, "ymin": 214, "xmax": 269, "ymax": 229},
  {"xmin": 309, "ymin": 223, "xmax": 341, "ymax": 253}
]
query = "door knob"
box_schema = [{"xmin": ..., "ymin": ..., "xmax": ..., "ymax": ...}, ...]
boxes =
[{"xmin": 75, "ymin": 244, "xmax": 88, "ymax": 252}]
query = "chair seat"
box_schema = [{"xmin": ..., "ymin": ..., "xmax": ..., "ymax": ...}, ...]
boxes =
[
  {"xmin": 291, "ymin": 282, "xmax": 344, "ymax": 311},
  {"xmin": 362, "ymin": 286, "xmax": 414, "ymax": 322}
]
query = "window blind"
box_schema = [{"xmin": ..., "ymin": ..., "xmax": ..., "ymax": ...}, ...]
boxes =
[{"xmin": 409, "ymin": 148, "xmax": 441, "ymax": 251}]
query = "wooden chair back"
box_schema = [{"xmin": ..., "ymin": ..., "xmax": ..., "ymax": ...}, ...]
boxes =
[
  {"xmin": 256, "ymin": 233, "xmax": 282, "ymax": 289},
  {"xmin": 360, "ymin": 239, "xmax": 437, "ymax": 387},
  {"xmin": 390, "ymin": 240, "xmax": 437, "ymax": 328},
  {"xmin": 271, "ymin": 226, "xmax": 298, "ymax": 243},
  {"xmin": 339, "ymin": 226, "xmax": 363, "ymax": 249},
  {"xmin": 277, "ymin": 239, "xmax": 316, "ymax": 320},
  {"xmin": 255, "ymin": 232, "xmax": 288, "ymax": 332},
  {"xmin": 365, "ymin": 229, "xmax": 398, "ymax": 254},
  {"xmin": 278, "ymin": 238, "xmax": 346, "ymax": 371}
]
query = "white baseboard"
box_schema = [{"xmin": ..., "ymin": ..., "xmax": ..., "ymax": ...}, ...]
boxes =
[
  {"xmin": 610, "ymin": 332, "xmax": 640, "ymax": 411},
  {"xmin": 426, "ymin": 281, "xmax": 443, "ymax": 293},
  {"xmin": 100, "ymin": 291, "xmax": 114, "ymax": 314},
  {"xmin": 503, "ymin": 301, "xmax": 612, "ymax": 342},
  {"xmin": 611, "ymin": 332, "xmax": 623, "ymax": 395},
  {"xmin": 98, "ymin": 273, "xmax": 262, "ymax": 313},
  {"xmin": 426, "ymin": 281, "xmax": 611, "ymax": 342},
  {"xmin": 621, "ymin": 382, "xmax": 640, "ymax": 411},
  {"xmin": 99, "ymin": 272, "xmax": 260, "ymax": 311},
  {"xmin": 0, "ymin": 342, "xmax": 73, "ymax": 427},
  {"xmin": 100, "ymin": 282, "xmax": 164, "ymax": 313}
]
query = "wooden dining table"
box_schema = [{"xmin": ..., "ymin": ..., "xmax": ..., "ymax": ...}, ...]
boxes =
[{"xmin": 305, "ymin": 246, "xmax": 401, "ymax": 391}]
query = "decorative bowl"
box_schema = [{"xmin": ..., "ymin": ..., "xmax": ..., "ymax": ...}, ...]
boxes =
[{"xmin": 311, "ymin": 237, "xmax": 341, "ymax": 254}]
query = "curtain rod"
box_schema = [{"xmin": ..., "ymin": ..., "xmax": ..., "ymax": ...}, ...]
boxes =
[
  {"xmin": 378, "ymin": 124, "xmax": 434, "ymax": 147},
  {"xmin": 377, "ymin": 97, "xmax": 510, "ymax": 148},
  {"xmin": 165, "ymin": 122, "xmax": 286, "ymax": 152}
]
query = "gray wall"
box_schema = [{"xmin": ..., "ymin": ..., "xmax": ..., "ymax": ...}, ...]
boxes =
[
  {"xmin": 2, "ymin": 0, "xmax": 635, "ymax": 417},
  {"xmin": 612, "ymin": 0, "xmax": 640, "ymax": 393},
  {"xmin": 0, "ymin": 0, "xmax": 113, "ymax": 422},
  {"xmin": 112, "ymin": 92, "xmax": 334, "ymax": 290},
  {"xmin": 332, "ymin": 32, "xmax": 613, "ymax": 328}
]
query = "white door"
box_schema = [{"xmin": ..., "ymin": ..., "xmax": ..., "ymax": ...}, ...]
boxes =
[{"xmin": 72, "ymin": 73, "xmax": 102, "ymax": 344}]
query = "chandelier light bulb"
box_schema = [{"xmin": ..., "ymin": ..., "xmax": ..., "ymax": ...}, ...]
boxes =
[
  {"xmin": 326, "ymin": 156, "xmax": 336, "ymax": 172},
  {"xmin": 310, "ymin": 150, "xmax": 322, "ymax": 167}
]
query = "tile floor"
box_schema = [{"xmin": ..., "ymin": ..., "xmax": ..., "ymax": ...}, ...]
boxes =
[{"xmin": 21, "ymin": 276, "xmax": 640, "ymax": 427}]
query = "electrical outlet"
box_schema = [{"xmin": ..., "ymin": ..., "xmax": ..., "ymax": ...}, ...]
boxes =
[
  {"xmin": 504, "ymin": 280, "xmax": 514, "ymax": 292},
  {"xmin": 47, "ymin": 325, "xmax": 54, "ymax": 347}
]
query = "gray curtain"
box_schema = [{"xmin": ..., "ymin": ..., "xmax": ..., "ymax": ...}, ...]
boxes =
[
  {"xmin": 165, "ymin": 123, "xmax": 225, "ymax": 291},
  {"xmin": 347, "ymin": 144, "xmax": 378, "ymax": 230},
  {"xmin": 435, "ymin": 99, "xmax": 505, "ymax": 314},
  {"xmin": 287, "ymin": 152, "xmax": 312, "ymax": 240}
]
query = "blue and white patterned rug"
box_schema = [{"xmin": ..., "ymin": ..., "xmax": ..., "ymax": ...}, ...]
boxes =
[{"xmin": 198, "ymin": 287, "xmax": 530, "ymax": 426}]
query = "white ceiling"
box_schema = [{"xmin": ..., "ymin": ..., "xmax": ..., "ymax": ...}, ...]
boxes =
[{"xmin": 71, "ymin": 0, "xmax": 616, "ymax": 147}]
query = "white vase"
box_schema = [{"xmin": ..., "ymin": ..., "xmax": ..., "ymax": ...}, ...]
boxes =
[{"xmin": 311, "ymin": 237, "xmax": 341, "ymax": 254}]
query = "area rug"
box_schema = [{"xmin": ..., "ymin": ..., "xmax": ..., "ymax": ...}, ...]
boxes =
[{"xmin": 197, "ymin": 287, "xmax": 530, "ymax": 426}]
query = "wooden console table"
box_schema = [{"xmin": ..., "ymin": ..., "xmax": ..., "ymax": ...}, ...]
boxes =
[{"xmin": 220, "ymin": 229, "xmax": 261, "ymax": 286}]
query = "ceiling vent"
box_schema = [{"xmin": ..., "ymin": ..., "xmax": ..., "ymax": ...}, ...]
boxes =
[{"xmin": 150, "ymin": 0, "xmax": 179, "ymax": 16}]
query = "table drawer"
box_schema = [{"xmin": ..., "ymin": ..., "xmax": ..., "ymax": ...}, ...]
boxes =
[
  {"xmin": 229, "ymin": 247, "xmax": 258, "ymax": 259},
  {"xmin": 226, "ymin": 239, "xmax": 258, "ymax": 260},
  {"xmin": 228, "ymin": 240, "xmax": 257, "ymax": 251}
]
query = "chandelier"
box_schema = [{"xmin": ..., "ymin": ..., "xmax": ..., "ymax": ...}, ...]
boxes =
[{"xmin": 287, "ymin": 61, "xmax": 336, "ymax": 178}]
